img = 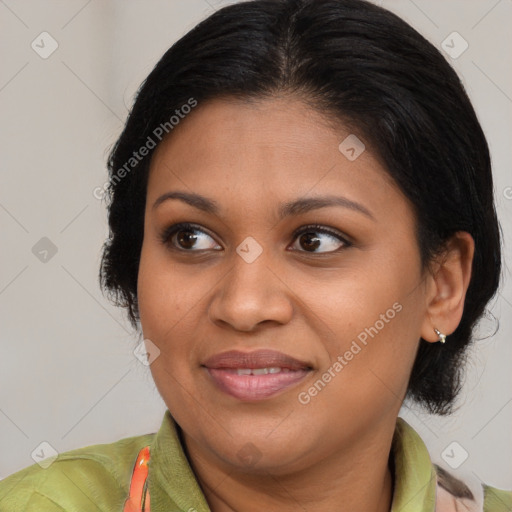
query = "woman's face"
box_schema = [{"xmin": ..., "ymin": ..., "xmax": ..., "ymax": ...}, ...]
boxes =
[{"xmin": 137, "ymin": 96, "xmax": 432, "ymax": 473}]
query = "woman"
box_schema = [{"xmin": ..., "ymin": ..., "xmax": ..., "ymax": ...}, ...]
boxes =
[{"xmin": 0, "ymin": 0, "xmax": 510, "ymax": 510}]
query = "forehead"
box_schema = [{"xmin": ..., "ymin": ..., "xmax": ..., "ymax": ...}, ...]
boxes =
[
  {"xmin": 151, "ymin": 96, "xmax": 343, "ymax": 170},
  {"xmin": 146, "ymin": 96, "xmax": 403, "ymax": 218}
]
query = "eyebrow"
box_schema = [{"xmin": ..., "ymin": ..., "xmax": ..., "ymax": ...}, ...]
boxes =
[{"xmin": 152, "ymin": 191, "xmax": 375, "ymax": 221}]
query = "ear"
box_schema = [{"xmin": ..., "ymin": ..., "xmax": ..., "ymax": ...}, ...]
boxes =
[{"xmin": 420, "ymin": 231, "xmax": 475, "ymax": 343}]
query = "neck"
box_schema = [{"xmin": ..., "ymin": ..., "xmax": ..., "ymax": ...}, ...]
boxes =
[{"xmin": 181, "ymin": 419, "xmax": 397, "ymax": 512}]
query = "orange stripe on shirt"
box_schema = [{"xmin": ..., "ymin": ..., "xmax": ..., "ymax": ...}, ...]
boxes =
[{"xmin": 124, "ymin": 446, "xmax": 151, "ymax": 512}]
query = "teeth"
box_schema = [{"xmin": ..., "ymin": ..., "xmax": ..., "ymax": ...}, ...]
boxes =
[
  {"xmin": 252, "ymin": 368, "xmax": 268, "ymax": 375},
  {"xmin": 235, "ymin": 367, "xmax": 284, "ymax": 375}
]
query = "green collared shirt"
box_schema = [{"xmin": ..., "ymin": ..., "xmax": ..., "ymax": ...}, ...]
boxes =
[{"xmin": 1, "ymin": 411, "xmax": 510, "ymax": 511}]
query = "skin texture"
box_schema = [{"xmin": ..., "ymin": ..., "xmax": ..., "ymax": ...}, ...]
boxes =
[{"xmin": 137, "ymin": 96, "xmax": 474, "ymax": 512}]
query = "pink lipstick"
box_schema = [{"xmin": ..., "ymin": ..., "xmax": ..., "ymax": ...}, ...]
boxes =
[{"xmin": 202, "ymin": 349, "xmax": 313, "ymax": 401}]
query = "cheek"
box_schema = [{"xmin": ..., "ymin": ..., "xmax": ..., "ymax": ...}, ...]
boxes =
[
  {"xmin": 307, "ymin": 246, "xmax": 422, "ymax": 346},
  {"xmin": 136, "ymin": 246, "xmax": 200, "ymax": 412},
  {"xmin": 301, "ymin": 244, "xmax": 424, "ymax": 400},
  {"xmin": 137, "ymin": 243, "xmax": 202, "ymax": 334},
  {"xmin": 295, "ymin": 300, "xmax": 422, "ymax": 436},
  {"xmin": 136, "ymin": 243, "xmax": 219, "ymax": 387}
]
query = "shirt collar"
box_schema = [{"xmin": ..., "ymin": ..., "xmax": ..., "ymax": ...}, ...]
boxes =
[
  {"xmin": 148, "ymin": 411, "xmax": 437, "ymax": 512},
  {"xmin": 148, "ymin": 410, "xmax": 211, "ymax": 512},
  {"xmin": 390, "ymin": 417, "xmax": 437, "ymax": 512}
]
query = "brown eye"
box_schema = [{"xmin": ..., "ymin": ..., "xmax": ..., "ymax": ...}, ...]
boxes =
[
  {"xmin": 290, "ymin": 225, "xmax": 351, "ymax": 254},
  {"xmin": 176, "ymin": 228, "xmax": 198, "ymax": 250},
  {"xmin": 159, "ymin": 223, "xmax": 221, "ymax": 251}
]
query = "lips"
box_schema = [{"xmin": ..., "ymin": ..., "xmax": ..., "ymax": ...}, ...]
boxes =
[
  {"xmin": 202, "ymin": 349, "xmax": 313, "ymax": 401},
  {"xmin": 203, "ymin": 349, "xmax": 312, "ymax": 371}
]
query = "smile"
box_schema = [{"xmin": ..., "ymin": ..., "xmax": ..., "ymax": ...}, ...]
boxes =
[
  {"xmin": 205, "ymin": 367, "xmax": 311, "ymax": 400},
  {"xmin": 202, "ymin": 349, "xmax": 313, "ymax": 401}
]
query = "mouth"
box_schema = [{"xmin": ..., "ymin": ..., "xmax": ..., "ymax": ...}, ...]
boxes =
[{"xmin": 202, "ymin": 349, "xmax": 313, "ymax": 401}]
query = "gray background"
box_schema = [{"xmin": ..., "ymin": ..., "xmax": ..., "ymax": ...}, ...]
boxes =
[{"xmin": 1, "ymin": 0, "xmax": 511, "ymax": 489}]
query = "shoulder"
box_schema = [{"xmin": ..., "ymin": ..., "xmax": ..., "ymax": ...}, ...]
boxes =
[
  {"xmin": 394, "ymin": 418, "xmax": 511, "ymax": 512},
  {"xmin": 0, "ymin": 432, "xmax": 155, "ymax": 511},
  {"xmin": 482, "ymin": 484, "xmax": 512, "ymax": 512},
  {"xmin": 433, "ymin": 463, "xmax": 512, "ymax": 512}
]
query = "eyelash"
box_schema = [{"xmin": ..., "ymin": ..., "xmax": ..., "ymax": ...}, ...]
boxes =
[{"xmin": 158, "ymin": 222, "xmax": 353, "ymax": 254}]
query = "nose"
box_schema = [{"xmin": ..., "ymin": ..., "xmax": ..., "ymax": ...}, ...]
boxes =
[{"xmin": 207, "ymin": 248, "xmax": 294, "ymax": 332}]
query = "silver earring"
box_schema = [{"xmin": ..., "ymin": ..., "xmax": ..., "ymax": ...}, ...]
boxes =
[{"xmin": 433, "ymin": 328, "xmax": 446, "ymax": 344}]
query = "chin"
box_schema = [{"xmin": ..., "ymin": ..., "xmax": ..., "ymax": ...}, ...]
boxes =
[{"xmin": 208, "ymin": 424, "xmax": 313, "ymax": 474}]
